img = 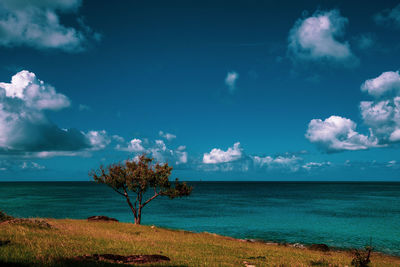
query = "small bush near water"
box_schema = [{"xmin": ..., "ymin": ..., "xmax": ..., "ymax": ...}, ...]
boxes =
[
  {"xmin": 351, "ymin": 245, "xmax": 373, "ymax": 267},
  {"xmin": 0, "ymin": 210, "xmax": 13, "ymax": 222}
]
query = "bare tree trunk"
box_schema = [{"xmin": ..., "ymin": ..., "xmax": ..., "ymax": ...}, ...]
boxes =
[
  {"xmin": 125, "ymin": 197, "xmax": 138, "ymax": 224},
  {"xmin": 123, "ymin": 188, "xmax": 138, "ymax": 224},
  {"xmin": 136, "ymin": 207, "xmax": 142, "ymax": 225}
]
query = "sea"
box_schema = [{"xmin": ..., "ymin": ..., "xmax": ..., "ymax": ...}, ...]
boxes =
[{"xmin": 1, "ymin": 182, "xmax": 399, "ymax": 256}]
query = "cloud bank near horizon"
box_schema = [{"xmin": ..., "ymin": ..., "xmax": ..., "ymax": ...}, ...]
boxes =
[{"xmin": 0, "ymin": 70, "xmax": 110, "ymax": 156}]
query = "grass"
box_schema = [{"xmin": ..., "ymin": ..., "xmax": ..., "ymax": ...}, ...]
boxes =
[{"xmin": 0, "ymin": 218, "xmax": 400, "ymax": 266}]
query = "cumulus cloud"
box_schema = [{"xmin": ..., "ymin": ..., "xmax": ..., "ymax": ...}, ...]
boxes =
[
  {"xmin": 159, "ymin": 131, "xmax": 176, "ymax": 141},
  {"xmin": 85, "ymin": 130, "xmax": 110, "ymax": 151},
  {"xmin": 374, "ymin": 4, "xmax": 400, "ymax": 28},
  {"xmin": 0, "ymin": 70, "xmax": 109, "ymax": 155},
  {"xmin": 288, "ymin": 9, "xmax": 357, "ymax": 65},
  {"xmin": 116, "ymin": 138, "xmax": 145, "ymax": 153},
  {"xmin": 0, "ymin": 70, "xmax": 70, "ymax": 110},
  {"xmin": 307, "ymin": 70, "xmax": 400, "ymax": 152},
  {"xmin": 203, "ymin": 142, "xmax": 243, "ymax": 164},
  {"xmin": 225, "ymin": 71, "xmax": 239, "ymax": 92},
  {"xmin": 252, "ymin": 154, "xmax": 303, "ymax": 172},
  {"xmin": 361, "ymin": 71, "xmax": 400, "ymax": 98},
  {"xmin": 202, "ymin": 143, "xmax": 316, "ymax": 172},
  {"xmin": 0, "ymin": 0, "xmax": 98, "ymax": 51},
  {"xmin": 200, "ymin": 145, "xmax": 329, "ymax": 173},
  {"xmin": 360, "ymin": 71, "xmax": 400, "ymax": 144},
  {"xmin": 306, "ymin": 115, "xmax": 379, "ymax": 152},
  {"xmin": 117, "ymin": 137, "xmax": 188, "ymax": 165}
]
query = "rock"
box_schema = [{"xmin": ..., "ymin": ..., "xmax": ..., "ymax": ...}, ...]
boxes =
[
  {"xmin": 243, "ymin": 261, "xmax": 256, "ymax": 267},
  {"xmin": 73, "ymin": 254, "xmax": 170, "ymax": 264},
  {"xmin": 87, "ymin": 216, "xmax": 118, "ymax": 222},
  {"xmin": 291, "ymin": 243, "xmax": 306, "ymax": 249},
  {"xmin": 309, "ymin": 243, "xmax": 330, "ymax": 252}
]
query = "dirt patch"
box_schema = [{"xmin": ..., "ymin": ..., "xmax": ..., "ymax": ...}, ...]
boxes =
[
  {"xmin": 87, "ymin": 216, "xmax": 119, "ymax": 222},
  {"xmin": 73, "ymin": 254, "xmax": 170, "ymax": 264},
  {"xmin": 308, "ymin": 244, "xmax": 330, "ymax": 252}
]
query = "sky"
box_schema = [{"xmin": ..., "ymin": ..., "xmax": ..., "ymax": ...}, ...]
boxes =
[{"xmin": 0, "ymin": 0, "xmax": 400, "ymax": 181}]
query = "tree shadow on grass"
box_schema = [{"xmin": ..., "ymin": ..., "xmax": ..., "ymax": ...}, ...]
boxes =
[
  {"xmin": 61, "ymin": 259, "xmax": 188, "ymax": 267},
  {"xmin": 0, "ymin": 259, "xmax": 188, "ymax": 267},
  {"xmin": 0, "ymin": 261, "xmax": 29, "ymax": 267}
]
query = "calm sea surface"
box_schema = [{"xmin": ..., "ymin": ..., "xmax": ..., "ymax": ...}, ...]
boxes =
[{"xmin": 1, "ymin": 182, "xmax": 399, "ymax": 255}]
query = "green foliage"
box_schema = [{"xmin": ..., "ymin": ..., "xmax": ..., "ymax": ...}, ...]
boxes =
[{"xmin": 90, "ymin": 154, "xmax": 192, "ymax": 224}]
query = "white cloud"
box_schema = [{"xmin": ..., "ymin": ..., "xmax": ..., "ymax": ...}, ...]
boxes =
[
  {"xmin": 175, "ymin": 150, "xmax": 188, "ymax": 165},
  {"xmin": 374, "ymin": 4, "xmax": 400, "ymax": 28},
  {"xmin": 0, "ymin": 70, "xmax": 109, "ymax": 155},
  {"xmin": 288, "ymin": 9, "xmax": 357, "ymax": 65},
  {"xmin": 203, "ymin": 142, "xmax": 243, "ymax": 164},
  {"xmin": 360, "ymin": 99, "xmax": 400, "ymax": 143},
  {"xmin": 0, "ymin": 0, "xmax": 98, "ymax": 51},
  {"xmin": 34, "ymin": 151, "xmax": 90, "ymax": 158},
  {"xmin": 389, "ymin": 129, "xmax": 400, "ymax": 142},
  {"xmin": 117, "ymin": 137, "xmax": 188, "ymax": 166},
  {"xmin": 116, "ymin": 138, "xmax": 145, "ymax": 152},
  {"xmin": 129, "ymin": 138, "xmax": 145, "ymax": 152},
  {"xmin": 359, "ymin": 71, "xmax": 400, "ymax": 144},
  {"xmin": 177, "ymin": 145, "xmax": 186, "ymax": 151},
  {"xmin": 302, "ymin": 161, "xmax": 331, "ymax": 170},
  {"xmin": 155, "ymin": 140, "xmax": 167, "ymax": 151},
  {"xmin": 387, "ymin": 160, "xmax": 398, "ymax": 168},
  {"xmin": 307, "ymin": 70, "xmax": 400, "ymax": 151},
  {"xmin": 0, "ymin": 70, "xmax": 70, "ymax": 110},
  {"xmin": 225, "ymin": 71, "xmax": 239, "ymax": 92},
  {"xmin": 200, "ymin": 146, "xmax": 329, "ymax": 173},
  {"xmin": 361, "ymin": 71, "xmax": 400, "ymax": 98},
  {"xmin": 158, "ymin": 130, "xmax": 176, "ymax": 141},
  {"xmin": 306, "ymin": 115, "xmax": 379, "ymax": 152},
  {"xmin": 85, "ymin": 130, "xmax": 110, "ymax": 151},
  {"xmin": 252, "ymin": 155, "xmax": 303, "ymax": 172}
]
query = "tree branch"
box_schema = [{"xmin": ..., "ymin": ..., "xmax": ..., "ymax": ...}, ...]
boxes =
[
  {"xmin": 111, "ymin": 187, "xmax": 125, "ymax": 197},
  {"xmin": 141, "ymin": 192, "xmax": 160, "ymax": 208}
]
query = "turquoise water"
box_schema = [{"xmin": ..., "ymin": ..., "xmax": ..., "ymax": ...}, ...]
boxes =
[{"xmin": 1, "ymin": 182, "xmax": 399, "ymax": 255}]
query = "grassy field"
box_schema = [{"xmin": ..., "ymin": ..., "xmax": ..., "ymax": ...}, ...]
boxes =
[{"xmin": 0, "ymin": 218, "xmax": 399, "ymax": 267}]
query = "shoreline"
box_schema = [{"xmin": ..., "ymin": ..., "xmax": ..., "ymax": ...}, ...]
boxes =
[
  {"xmin": 1, "ymin": 217, "xmax": 400, "ymax": 266},
  {"xmin": 3, "ymin": 214, "xmax": 400, "ymax": 259},
  {"xmin": 149, "ymin": 224, "xmax": 400, "ymax": 259}
]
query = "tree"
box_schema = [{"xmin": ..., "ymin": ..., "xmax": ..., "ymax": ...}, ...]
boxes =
[{"xmin": 89, "ymin": 155, "xmax": 192, "ymax": 224}]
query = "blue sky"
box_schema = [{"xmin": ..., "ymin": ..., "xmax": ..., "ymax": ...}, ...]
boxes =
[{"xmin": 0, "ymin": 0, "xmax": 400, "ymax": 181}]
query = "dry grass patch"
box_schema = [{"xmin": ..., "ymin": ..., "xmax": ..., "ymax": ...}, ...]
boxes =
[{"xmin": 0, "ymin": 218, "xmax": 399, "ymax": 266}]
